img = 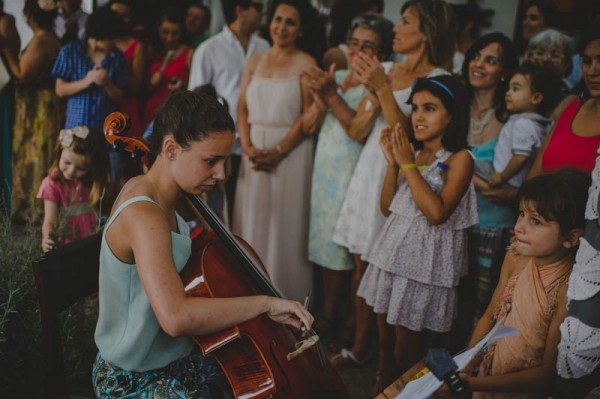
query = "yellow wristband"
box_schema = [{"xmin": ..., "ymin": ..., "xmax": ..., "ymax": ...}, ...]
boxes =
[{"xmin": 401, "ymin": 163, "xmax": 417, "ymax": 173}]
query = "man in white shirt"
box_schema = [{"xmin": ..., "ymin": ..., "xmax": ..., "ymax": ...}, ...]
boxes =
[{"xmin": 188, "ymin": 0, "xmax": 269, "ymax": 224}]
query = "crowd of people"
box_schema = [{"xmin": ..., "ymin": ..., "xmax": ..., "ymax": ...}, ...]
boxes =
[{"xmin": 1, "ymin": 0, "xmax": 599, "ymax": 397}]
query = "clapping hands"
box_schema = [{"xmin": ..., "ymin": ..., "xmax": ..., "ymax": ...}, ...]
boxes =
[
  {"xmin": 302, "ymin": 64, "xmax": 338, "ymax": 102},
  {"xmin": 380, "ymin": 123, "xmax": 415, "ymax": 168},
  {"xmin": 352, "ymin": 51, "xmax": 389, "ymax": 93}
]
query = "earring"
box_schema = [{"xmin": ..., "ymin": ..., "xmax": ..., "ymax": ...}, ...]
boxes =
[{"xmin": 169, "ymin": 155, "xmax": 175, "ymax": 161}]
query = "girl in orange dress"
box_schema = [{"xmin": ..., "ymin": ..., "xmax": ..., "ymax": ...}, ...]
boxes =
[{"xmin": 448, "ymin": 169, "xmax": 591, "ymax": 399}]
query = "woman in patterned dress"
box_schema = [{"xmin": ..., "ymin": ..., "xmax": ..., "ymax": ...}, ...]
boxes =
[
  {"xmin": 302, "ymin": 11, "xmax": 394, "ymax": 351},
  {"xmin": 5, "ymin": 0, "xmax": 62, "ymax": 222}
]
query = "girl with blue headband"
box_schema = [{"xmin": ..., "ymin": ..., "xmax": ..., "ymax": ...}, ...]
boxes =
[{"xmin": 356, "ymin": 75, "xmax": 479, "ymax": 392}]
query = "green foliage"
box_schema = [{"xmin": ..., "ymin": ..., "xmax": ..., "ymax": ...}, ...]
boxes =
[
  {"xmin": 0, "ymin": 214, "xmax": 44, "ymax": 397},
  {"xmin": 0, "ymin": 213, "xmax": 98, "ymax": 398}
]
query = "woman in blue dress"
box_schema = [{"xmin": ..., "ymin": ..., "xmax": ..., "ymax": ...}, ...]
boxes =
[
  {"xmin": 302, "ymin": 11, "xmax": 394, "ymax": 350},
  {"xmin": 461, "ymin": 33, "xmax": 519, "ymax": 332}
]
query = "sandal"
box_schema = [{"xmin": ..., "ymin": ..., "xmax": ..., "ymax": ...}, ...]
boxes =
[{"xmin": 329, "ymin": 348, "xmax": 370, "ymax": 369}]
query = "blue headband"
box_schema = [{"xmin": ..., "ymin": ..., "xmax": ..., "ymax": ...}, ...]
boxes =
[
  {"xmin": 412, "ymin": 77, "xmax": 455, "ymax": 99},
  {"xmin": 429, "ymin": 79, "xmax": 454, "ymax": 98}
]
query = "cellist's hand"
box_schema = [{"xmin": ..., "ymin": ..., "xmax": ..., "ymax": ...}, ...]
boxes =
[{"xmin": 266, "ymin": 297, "xmax": 314, "ymax": 331}]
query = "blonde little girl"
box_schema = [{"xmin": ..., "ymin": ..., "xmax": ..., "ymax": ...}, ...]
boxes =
[{"xmin": 37, "ymin": 126, "xmax": 111, "ymax": 252}]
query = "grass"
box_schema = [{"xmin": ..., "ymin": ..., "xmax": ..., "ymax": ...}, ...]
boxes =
[{"xmin": 0, "ymin": 211, "xmax": 98, "ymax": 398}]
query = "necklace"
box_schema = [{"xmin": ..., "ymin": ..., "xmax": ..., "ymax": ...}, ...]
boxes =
[{"xmin": 470, "ymin": 107, "xmax": 494, "ymax": 136}]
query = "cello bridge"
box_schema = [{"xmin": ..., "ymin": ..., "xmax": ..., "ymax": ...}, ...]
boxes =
[{"xmin": 286, "ymin": 335, "xmax": 319, "ymax": 360}]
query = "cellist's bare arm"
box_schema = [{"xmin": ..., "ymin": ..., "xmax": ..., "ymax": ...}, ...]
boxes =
[{"xmin": 107, "ymin": 201, "xmax": 313, "ymax": 336}]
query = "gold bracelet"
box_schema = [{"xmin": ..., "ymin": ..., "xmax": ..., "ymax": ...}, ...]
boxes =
[{"xmin": 401, "ymin": 163, "xmax": 417, "ymax": 173}]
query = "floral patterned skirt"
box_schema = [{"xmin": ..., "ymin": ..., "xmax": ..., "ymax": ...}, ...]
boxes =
[
  {"xmin": 11, "ymin": 86, "xmax": 62, "ymax": 220},
  {"xmin": 357, "ymin": 264, "xmax": 457, "ymax": 332},
  {"xmin": 93, "ymin": 349, "xmax": 227, "ymax": 398}
]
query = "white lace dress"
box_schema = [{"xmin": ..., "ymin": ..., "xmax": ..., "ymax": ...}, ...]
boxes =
[
  {"xmin": 332, "ymin": 68, "xmax": 448, "ymax": 259},
  {"xmin": 557, "ymin": 145, "xmax": 600, "ymax": 380},
  {"xmin": 358, "ymin": 149, "xmax": 478, "ymax": 332}
]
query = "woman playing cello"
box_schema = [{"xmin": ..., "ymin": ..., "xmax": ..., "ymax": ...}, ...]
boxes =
[{"xmin": 93, "ymin": 91, "xmax": 314, "ymax": 398}]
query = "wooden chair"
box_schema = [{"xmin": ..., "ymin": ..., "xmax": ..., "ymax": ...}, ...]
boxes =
[
  {"xmin": 375, "ymin": 359, "xmax": 428, "ymax": 399},
  {"xmin": 32, "ymin": 232, "xmax": 102, "ymax": 399}
]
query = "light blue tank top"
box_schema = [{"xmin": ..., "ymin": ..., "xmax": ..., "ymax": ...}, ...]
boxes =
[
  {"xmin": 472, "ymin": 139, "xmax": 515, "ymax": 228},
  {"xmin": 94, "ymin": 196, "xmax": 195, "ymax": 372}
]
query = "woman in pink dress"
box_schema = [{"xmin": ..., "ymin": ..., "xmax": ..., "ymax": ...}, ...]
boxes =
[{"xmin": 143, "ymin": 7, "xmax": 192, "ymax": 128}]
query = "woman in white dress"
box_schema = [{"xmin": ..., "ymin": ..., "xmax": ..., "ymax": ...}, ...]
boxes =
[
  {"xmin": 328, "ymin": 0, "xmax": 457, "ymax": 376},
  {"xmin": 233, "ymin": 0, "xmax": 319, "ymax": 302}
]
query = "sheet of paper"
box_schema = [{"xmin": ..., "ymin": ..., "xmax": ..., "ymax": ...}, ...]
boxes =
[{"xmin": 393, "ymin": 324, "xmax": 519, "ymax": 399}]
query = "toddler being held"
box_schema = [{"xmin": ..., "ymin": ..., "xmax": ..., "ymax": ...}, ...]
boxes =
[{"xmin": 484, "ymin": 64, "xmax": 561, "ymax": 188}]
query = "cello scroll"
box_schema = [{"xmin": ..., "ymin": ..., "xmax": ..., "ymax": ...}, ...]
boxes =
[{"xmin": 103, "ymin": 112, "xmax": 150, "ymax": 166}]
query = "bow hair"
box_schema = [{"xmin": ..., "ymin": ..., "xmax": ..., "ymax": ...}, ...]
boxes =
[{"xmin": 58, "ymin": 126, "xmax": 90, "ymax": 147}]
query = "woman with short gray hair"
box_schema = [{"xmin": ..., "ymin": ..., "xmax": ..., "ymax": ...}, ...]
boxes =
[
  {"xmin": 302, "ymin": 10, "xmax": 394, "ymax": 363},
  {"xmin": 526, "ymin": 28, "xmax": 576, "ymax": 90}
]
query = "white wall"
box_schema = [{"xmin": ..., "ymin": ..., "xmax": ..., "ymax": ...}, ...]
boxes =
[
  {"xmin": 7, "ymin": 0, "xmax": 107, "ymax": 50},
  {"xmin": 382, "ymin": 0, "xmax": 519, "ymax": 39},
  {"xmin": 5, "ymin": 0, "xmax": 30, "ymax": 50},
  {"xmin": 6, "ymin": 0, "xmax": 520, "ymax": 51}
]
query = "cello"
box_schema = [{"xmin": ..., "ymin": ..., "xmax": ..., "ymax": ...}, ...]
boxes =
[{"xmin": 104, "ymin": 112, "xmax": 349, "ymax": 399}]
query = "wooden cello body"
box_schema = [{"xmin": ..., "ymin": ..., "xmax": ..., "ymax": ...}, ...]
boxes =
[{"xmin": 104, "ymin": 112, "xmax": 349, "ymax": 399}]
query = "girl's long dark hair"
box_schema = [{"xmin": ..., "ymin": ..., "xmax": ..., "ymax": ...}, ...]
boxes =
[{"xmin": 407, "ymin": 75, "xmax": 469, "ymax": 152}]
